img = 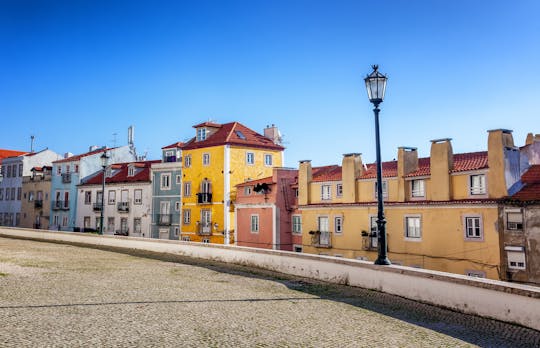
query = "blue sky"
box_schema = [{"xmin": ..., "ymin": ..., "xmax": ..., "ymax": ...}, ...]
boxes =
[{"xmin": 1, "ymin": 0, "xmax": 539, "ymax": 167}]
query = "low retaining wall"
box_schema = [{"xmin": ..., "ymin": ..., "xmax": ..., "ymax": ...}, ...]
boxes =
[{"xmin": 2, "ymin": 227, "xmax": 540, "ymax": 331}]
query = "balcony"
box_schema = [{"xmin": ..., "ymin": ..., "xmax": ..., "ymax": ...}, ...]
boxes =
[
  {"xmin": 34, "ymin": 200, "xmax": 43, "ymax": 209},
  {"xmin": 93, "ymin": 203, "xmax": 103, "ymax": 212},
  {"xmin": 361, "ymin": 231, "xmax": 378, "ymax": 251},
  {"xmin": 164, "ymin": 155, "xmax": 178, "ymax": 163},
  {"xmin": 51, "ymin": 200, "xmax": 69, "ymax": 211},
  {"xmin": 197, "ymin": 192, "xmax": 212, "ymax": 204},
  {"xmin": 310, "ymin": 231, "xmax": 332, "ymax": 248},
  {"xmin": 61, "ymin": 173, "xmax": 72, "ymax": 183},
  {"xmin": 157, "ymin": 214, "xmax": 172, "ymax": 226},
  {"xmin": 117, "ymin": 202, "xmax": 130, "ymax": 212},
  {"xmin": 197, "ymin": 222, "xmax": 213, "ymax": 236}
]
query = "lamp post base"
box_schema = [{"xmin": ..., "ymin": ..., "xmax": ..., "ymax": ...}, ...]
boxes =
[{"xmin": 374, "ymin": 257, "xmax": 391, "ymax": 265}]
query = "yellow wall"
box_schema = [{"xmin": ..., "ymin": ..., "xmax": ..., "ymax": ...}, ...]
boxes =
[{"xmin": 182, "ymin": 145, "xmax": 282, "ymax": 244}]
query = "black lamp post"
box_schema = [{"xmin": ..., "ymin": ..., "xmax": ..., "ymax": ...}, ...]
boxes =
[
  {"xmin": 99, "ymin": 151, "xmax": 109, "ymax": 235},
  {"xmin": 365, "ymin": 65, "xmax": 391, "ymax": 265}
]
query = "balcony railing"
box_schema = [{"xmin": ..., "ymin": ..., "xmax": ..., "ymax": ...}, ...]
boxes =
[
  {"xmin": 197, "ymin": 222, "xmax": 213, "ymax": 236},
  {"xmin": 117, "ymin": 202, "xmax": 129, "ymax": 212},
  {"xmin": 310, "ymin": 231, "xmax": 332, "ymax": 248},
  {"xmin": 51, "ymin": 200, "xmax": 68, "ymax": 211},
  {"xmin": 114, "ymin": 228, "xmax": 129, "ymax": 236},
  {"xmin": 197, "ymin": 192, "xmax": 212, "ymax": 204},
  {"xmin": 361, "ymin": 232, "xmax": 378, "ymax": 251},
  {"xmin": 157, "ymin": 214, "xmax": 172, "ymax": 226},
  {"xmin": 93, "ymin": 203, "xmax": 103, "ymax": 212},
  {"xmin": 61, "ymin": 173, "xmax": 72, "ymax": 183},
  {"xmin": 34, "ymin": 200, "xmax": 43, "ymax": 209}
]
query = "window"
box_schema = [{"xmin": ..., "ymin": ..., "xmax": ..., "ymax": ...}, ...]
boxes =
[
  {"xmin": 264, "ymin": 154, "xmax": 273, "ymax": 166},
  {"xmin": 250, "ymin": 215, "xmax": 259, "ymax": 233},
  {"xmin": 62, "ymin": 216, "xmax": 68, "ymax": 227},
  {"xmin": 405, "ymin": 216, "xmax": 421, "ymax": 239},
  {"xmin": 506, "ymin": 211, "xmax": 523, "ymax": 230},
  {"xmin": 108, "ymin": 190, "xmax": 116, "ymax": 205},
  {"xmin": 17, "ymin": 187, "xmax": 22, "ymax": 200},
  {"xmin": 161, "ymin": 173, "xmax": 171, "ymax": 190},
  {"xmin": 95, "ymin": 217, "xmax": 101, "ymax": 231},
  {"xmin": 175, "ymin": 201, "xmax": 180, "ymax": 211},
  {"xmin": 28, "ymin": 191, "xmax": 34, "ymax": 201},
  {"xmin": 183, "ymin": 182, "xmax": 191, "ymax": 197},
  {"xmin": 97, "ymin": 191, "xmax": 103, "ymax": 205},
  {"xmin": 292, "ymin": 215, "xmax": 302, "ymax": 234},
  {"xmin": 464, "ymin": 216, "xmax": 483, "ymax": 240},
  {"xmin": 128, "ymin": 166, "xmax": 135, "ymax": 177},
  {"xmin": 336, "ymin": 184, "xmax": 343, "ymax": 197},
  {"xmin": 75, "ymin": 165, "xmax": 79, "ymax": 173},
  {"xmin": 184, "ymin": 155, "xmax": 191, "ymax": 168},
  {"xmin": 174, "ymin": 227, "xmax": 179, "ymax": 237},
  {"xmin": 176, "ymin": 175, "xmax": 181, "ymax": 184},
  {"xmin": 18, "ymin": 164, "xmax": 23, "ymax": 176},
  {"xmin": 83, "ymin": 216, "xmax": 90, "ymax": 229},
  {"xmin": 66, "ymin": 165, "xmax": 70, "ymax": 174},
  {"xmin": 246, "ymin": 152, "xmax": 255, "ymax": 165},
  {"xmin": 470, "ymin": 174, "xmax": 486, "ymax": 195},
  {"xmin": 321, "ymin": 185, "xmax": 331, "ymax": 200},
  {"xmin": 411, "ymin": 179, "xmax": 425, "ymax": 197},
  {"xmin": 507, "ymin": 251, "xmax": 526, "ymax": 270},
  {"xmin": 374, "ymin": 181, "xmax": 388, "ymax": 199},
  {"xmin": 134, "ymin": 218, "xmax": 141, "ymax": 233},
  {"xmin": 107, "ymin": 217, "xmax": 115, "ymax": 233},
  {"xmin": 183, "ymin": 209, "xmax": 191, "ymax": 224},
  {"xmin": 244, "ymin": 186, "xmax": 252, "ymax": 195},
  {"xmin": 0, "ymin": 188, "xmax": 3, "ymax": 200},
  {"xmin": 370, "ymin": 216, "xmax": 378, "ymax": 248},
  {"xmin": 294, "ymin": 245, "xmax": 303, "ymax": 253},
  {"xmin": 197, "ymin": 128, "xmax": 207, "ymax": 141},
  {"xmin": 134, "ymin": 189, "xmax": 142, "ymax": 204},
  {"xmin": 202, "ymin": 153, "xmax": 210, "ymax": 166},
  {"xmin": 334, "ymin": 216, "xmax": 343, "ymax": 234},
  {"xmin": 6, "ymin": 165, "xmax": 11, "ymax": 177},
  {"xmin": 318, "ymin": 216, "xmax": 329, "ymax": 232},
  {"xmin": 63, "ymin": 191, "xmax": 69, "ymax": 208},
  {"xmin": 84, "ymin": 191, "xmax": 92, "ymax": 204}
]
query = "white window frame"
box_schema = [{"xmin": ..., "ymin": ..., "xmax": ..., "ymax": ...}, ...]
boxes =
[
  {"xmin": 176, "ymin": 175, "xmax": 181, "ymax": 184},
  {"xmin": 246, "ymin": 152, "xmax": 255, "ymax": 165},
  {"xmin": 264, "ymin": 154, "xmax": 273, "ymax": 166},
  {"xmin": 128, "ymin": 166, "xmax": 135, "ymax": 177},
  {"xmin": 334, "ymin": 216, "xmax": 343, "ymax": 234},
  {"xmin": 321, "ymin": 184, "xmax": 331, "ymax": 200},
  {"xmin": 336, "ymin": 184, "xmax": 343, "ymax": 197},
  {"xmin": 84, "ymin": 191, "xmax": 92, "ymax": 205},
  {"xmin": 469, "ymin": 174, "xmax": 487, "ymax": 196},
  {"xmin": 410, "ymin": 179, "xmax": 425, "ymax": 198},
  {"xmin": 374, "ymin": 180, "xmax": 388, "ymax": 199},
  {"xmin": 184, "ymin": 155, "xmax": 191, "ymax": 168},
  {"xmin": 175, "ymin": 201, "xmax": 180, "ymax": 211},
  {"xmin": 197, "ymin": 128, "xmax": 207, "ymax": 141},
  {"xmin": 369, "ymin": 215, "xmax": 378, "ymax": 248},
  {"xmin": 463, "ymin": 215, "xmax": 483, "ymax": 241},
  {"xmin": 183, "ymin": 182, "xmax": 191, "ymax": 197},
  {"xmin": 202, "ymin": 153, "xmax": 210, "ymax": 166},
  {"xmin": 506, "ymin": 209, "xmax": 523, "ymax": 231},
  {"xmin": 161, "ymin": 173, "xmax": 171, "ymax": 190},
  {"xmin": 318, "ymin": 216, "xmax": 329, "ymax": 232},
  {"xmin": 183, "ymin": 209, "xmax": 191, "ymax": 225},
  {"xmin": 250, "ymin": 214, "xmax": 259, "ymax": 233},
  {"xmin": 507, "ymin": 251, "xmax": 526, "ymax": 270},
  {"xmin": 404, "ymin": 215, "xmax": 421, "ymax": 240},
  {"xmin": 244, "ymin": 186, "xmax": 252, "ymax": 195},
  {"xmin": 292, "ymin": 215, "xmax": 302, "ymax": 235},
  {"xmin": 134, "ymin": 189, "xmax": 142, "ymax": 205},
  {"xmin": 108, "ymin": 190, "xmax": 116, "ymax": 205}
]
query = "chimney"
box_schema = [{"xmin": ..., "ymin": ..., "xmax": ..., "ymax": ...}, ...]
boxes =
[
  {"xmin": 430, "ymin": 138, "xmax": 453, "ymax": 201},
  {"xmin": 397, "ymin": 147, "xmax": 418, "ymax": 201},
  {"xmin": 341, "ymin": 153, "xmax": 362, "ymax": 203},
  {"xmin": 89, "ymin": 145, "xmax": 100, "ymax": 152},
  {"xmin": 264, "ymin": 124, "xmax": 282, "ymax": 145},
  {"xmin": 487, "ymin": 129, "xmax": 515, "ymax": 198},
  {"xmin": 298, "ymin": 160, "xmax": 312, "ymax": 205},
  {"xmin": 64, "ymin": 152, "xmax": 73, "ymax": 159}
]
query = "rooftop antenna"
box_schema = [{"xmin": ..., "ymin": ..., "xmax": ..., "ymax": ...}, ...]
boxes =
[
  {"xmin": 128, "ymin": 125, "xmax": 134, "ymax": 146},
  {"xmin": 30, "ymin": 135, "xmax": 35, "ymax": 153},
  {"xmin": 112, "ymin": 132, "xmax": 118, "ymax": 147}
]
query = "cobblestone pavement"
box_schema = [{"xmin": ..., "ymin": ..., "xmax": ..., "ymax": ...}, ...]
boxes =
[{"xmin": 1, "ymin": 237, "xmax": 539, "ymax": 347}]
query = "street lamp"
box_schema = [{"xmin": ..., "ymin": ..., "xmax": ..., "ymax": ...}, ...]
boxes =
[
  {"xmin": 364, "ymin": 65, "xmax": 391, "ymax": 265},
  {"xmin": 99, "ymin": 151, "xmax": 109, "ymax": 235}
]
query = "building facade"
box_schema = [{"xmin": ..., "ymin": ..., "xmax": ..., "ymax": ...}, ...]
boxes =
[
  {"xmin": 298, "ymin": 129, "xmax": 521, "ymax": 280},
  {"xmin": 76, "ymin": 160, "xmax": 157, "ymax": 236},
  {"xmin": 50, "ymin": 145, "xmax": 137, "ymax": 231},
  {"xmin": 235, "ymin": 167, "xmax": 300, "ymax": 251},
  {"xmin": 178, "ymin": 122, "xmax": 284, "ymax": 244},
  {"xmin": 151, "ymin": 144, "xmax": 182, "ymax": 240},
  {"xmin": 0, "ymin": 149, "xmax": 62, "ymax": 227},
  {"xmin": 20, "ymin": 166, "xmax": 53, "ymax": 229}
]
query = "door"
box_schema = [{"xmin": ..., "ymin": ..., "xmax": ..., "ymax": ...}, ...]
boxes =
[{"xmin": 201, "ymin": 210, "xmax": 211, "ymax": 234}]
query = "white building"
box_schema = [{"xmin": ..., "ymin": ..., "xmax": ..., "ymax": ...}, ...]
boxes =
[
  {"xmin": 0, "ymin": 149, "xmax": 62, "ymax": 226},
  {"xmin": 76, "ymin": 160, "xmax": 157, "ymax": 237}
]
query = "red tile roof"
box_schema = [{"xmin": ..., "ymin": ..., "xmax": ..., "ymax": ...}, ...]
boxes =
[
  {"xmin": 179, "ymin": 122, "xmax": 285, "ymax": 151},
  {"xmin": 0, "ymin": 149, "xmax": 27, "ymax": 161},
  {"xmin": 193, "ymin": 121, "xmax": 222, "ymax": 129},
  {"xmin": 405, "ymin": 151, "xmax": 488, "ymax": 177},
  {"xmin": 161, "ymin": 142, "xmax": 184, "ymax": 150},
  {"xmin": 236, "ymin": 176, "xmax": 274, "ymax": 187},
  {"xmin": 53, "ymin": 147, "xmax": 113, "ymax": 164},
  {"xmin": 511, "ymin": 165, "xmax": 540, "ymax": 201},
  {"xmin": 359, "ymin": 161, "xmax": 398, "ymax": 179},
  {"xmin": 312, "ymin": 165, "xmax": 342, "ymax": 182},
  {"xmin": 80, "ymin": 160, "xmax": 160, "ymax": 185}
]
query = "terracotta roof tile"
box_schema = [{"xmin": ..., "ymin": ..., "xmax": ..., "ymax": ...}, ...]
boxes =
[
  {"xmin": 193, "ymin": 121, "xmax": 223, "ymax": 129},
  {"xmin": 161, "ymin": 142, "xmax": 183, "ymax": 150},
  {"xmin": 53, "ymin": 147, "xmax": 113, "ymax": 164},
  {"xmin": 359, "ymin": 161, "xmax": 398, "ymax": 179},
  {"xmin": 0, "ymin": 149, "xmax": 27, "ymax": 161},
  {"xmin": 180, "ymin": 122, "xmax": 284, "ymax": 151},
  {"xmin": 521, "ymin": 165, "xmax": 540, "ymax": 184},
  {"xmin": 80, "ymin": 160, "xmax": 160, "ymax": 185},
  {"xmin": 405, "ymin": 151, "xmax": 488, "ymax": 177},
  {"xmin": 312, "ymin": 165, "xmax": 342, "ymax": 182},
  {"xmin": 511, "ymin": 165, "xmax": 540, "ymax": 201}
]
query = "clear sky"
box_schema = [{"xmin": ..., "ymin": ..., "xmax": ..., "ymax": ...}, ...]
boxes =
[{"xmin": 1, "ymin": 0, "xmax": 539, "ymax": 167}]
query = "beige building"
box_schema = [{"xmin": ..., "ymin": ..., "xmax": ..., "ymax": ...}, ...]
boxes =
[{"xmin": 20, "ymin": 166, "xmax": 53, "ymax": 230}]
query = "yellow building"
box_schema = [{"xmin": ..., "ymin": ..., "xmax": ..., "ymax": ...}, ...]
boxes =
[
  {"xmin": 179, "ymin": 122, "xmax": 284, "ymax": 244},
  {"xmin": 298, "ymin": 129, "xmax": 520, "ymax": 280}
]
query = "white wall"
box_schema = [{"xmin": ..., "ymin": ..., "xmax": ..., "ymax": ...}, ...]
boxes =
[{"xmin": 1, "ymin": 227, "xmax": 539, "ymax": 331}]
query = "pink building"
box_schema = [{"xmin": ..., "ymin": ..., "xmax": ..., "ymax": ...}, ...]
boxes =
[{"xmin": 234, "ymin": 168, "xmax": 301, "ymax": 251}]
